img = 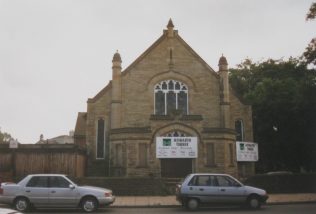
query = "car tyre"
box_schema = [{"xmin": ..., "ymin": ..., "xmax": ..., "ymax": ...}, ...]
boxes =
[
  {"xmin": 14, "ymin": 197, "xmax": 30, "ymax": 212},
  {"xmin": 81, "ymin": 196, "xmax": 98, "ymax": 213},
  {"xmin": 186, "ymin": 198, "xmax": 199, "ymax": 211},
  {"xmin": 247, "ymin": 195, "xmax": 261, "ymax": 209}
]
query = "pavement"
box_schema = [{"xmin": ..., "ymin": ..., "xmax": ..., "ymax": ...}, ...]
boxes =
[{"xmin": 112, "ymin": 193, "xmax": 316, "ymax": 207}]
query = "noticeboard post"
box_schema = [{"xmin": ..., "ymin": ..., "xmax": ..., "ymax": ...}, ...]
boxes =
[
  {"xmin": 236, "ymin": 141, "xmax": 258, "ymax": 162},
  {"xmin": 9, "ymin": 139, "xmax": 18, "ymax": 149}
]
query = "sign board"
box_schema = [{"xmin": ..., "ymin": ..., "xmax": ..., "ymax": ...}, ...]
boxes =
[
  {"xmin": 9, "ymin": 139, "xmax": 18, "ymax": 149},
  {"xmin": 236, "ymin": 141, "xmax": 258, "ymax": 162},
  {"xmin": 156, "ymin": 137, "xmax": 198, "ymax": 158}
]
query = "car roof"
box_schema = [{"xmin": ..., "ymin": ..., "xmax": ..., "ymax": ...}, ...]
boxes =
[
  {"xmin": 188, "ymin": 173, "xmax": 232, "ymax": 176},
  {"xmin": 27, "ymin": 174, "xmax": 66, "ymax": 176}
]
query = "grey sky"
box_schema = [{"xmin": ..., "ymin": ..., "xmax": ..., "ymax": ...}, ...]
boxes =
[{"xmin": 0, "ymin": 0, "xmax": 315, "ymax": 143}]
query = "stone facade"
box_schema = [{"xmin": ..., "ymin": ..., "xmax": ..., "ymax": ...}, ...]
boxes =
[{"xmin": 74, "ymin": 20, "xmax": 254, "ymax": 178}]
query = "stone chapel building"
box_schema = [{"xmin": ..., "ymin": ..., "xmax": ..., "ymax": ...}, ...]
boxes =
[{"xmin": 74, "ymin": 20, "xmax": 254, "ymax": 178}]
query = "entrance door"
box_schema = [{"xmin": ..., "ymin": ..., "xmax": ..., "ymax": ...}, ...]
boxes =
[{"xmin": 160, "ymin": 159, "xmax": 192, "ymax": 178}]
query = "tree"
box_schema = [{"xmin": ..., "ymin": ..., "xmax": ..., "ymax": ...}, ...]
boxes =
[
  {"xmin": 0, "ymin": 128, "xmax": 13, "ymax": 143},
  {"xmin": 306, "ymin": 2, "xmax": 316, "ymax": 20},
  {"xmin": 303, "ymin": 2, "xmax": 316, "ymax": 65},
  {"xmin": 230, "ymin": 58, "xmax": 316, "ymax": 172}
]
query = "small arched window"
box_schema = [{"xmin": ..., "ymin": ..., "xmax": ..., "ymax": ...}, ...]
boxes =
[
  {"xmin": 235, "ymin": 119, "xmax": 244, "ymax": 141},
  {"xmin": 96, "ymin": 118, "xmax": 106, "ymax": 159},
  {"xmin": 154, "ymin": 80, "xmax": 188, "ymax": 115}
]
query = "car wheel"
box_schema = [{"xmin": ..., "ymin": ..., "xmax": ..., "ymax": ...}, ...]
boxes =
[
  {"xmin": 247, "ymin": 195, "xmax": 261, "ymax": 209},
  {"xmin": 186, "ymin": 198, "xmax": 199, "ymax": 211},
  {"xmin": 81, "ymin": 197, "xmax": 98, "ymax": 213},
  {"xmin": 14, "ymin": 197, "xmax": 30, "ymax": 212}
]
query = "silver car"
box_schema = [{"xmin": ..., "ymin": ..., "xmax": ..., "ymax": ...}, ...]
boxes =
[
  {"xmin": 176, "ymin": 173, "xmax": 268, "ymax": 211},
  {"xmin": 0, "ymin": 174, "xmax": 115, "ymax": 212}
]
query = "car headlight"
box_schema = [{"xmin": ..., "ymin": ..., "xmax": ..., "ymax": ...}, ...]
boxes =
[{"xmin": 104, "ymin": 192, "xmax": 112, "ymax": 197}]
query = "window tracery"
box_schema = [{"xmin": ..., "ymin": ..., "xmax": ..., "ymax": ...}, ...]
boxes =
[{"xmin": 154, "ymin": 80, "xmax": 188, "ymax": 115}]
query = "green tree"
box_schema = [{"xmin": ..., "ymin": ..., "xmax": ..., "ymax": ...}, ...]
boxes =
[
  {"xmin": 230, "ymin": 58, "xmax": 316, "ymax": 172},
  {"xmin": 0, "ymin": 128, "xmax": 13, "ymax": 143},
  {"xmin": 306, "ymin": 2, "xmax": 316, "ymax": 20},
  {"xmin": 303, "ymin": 2, "xmax": 316, "ymax": 65}
]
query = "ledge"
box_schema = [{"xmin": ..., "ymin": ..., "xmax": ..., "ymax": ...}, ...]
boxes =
[
  {"xmin": 150, "ymin": 115, "xmax": 174, "ymax": 120},
  {"xmin": 202, "ymin": 127, "xmax": 236, "ymax": 134},
  {"xmin": 111, "ymin": 127, "xmax": 152, "ymax": 134}
]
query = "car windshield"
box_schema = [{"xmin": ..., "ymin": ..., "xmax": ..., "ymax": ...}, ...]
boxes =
[
  {"xmin": 182, "ymin": 174, "xmax": 192, "ymax": 183},
  {"xmin": 66, "ymin": 176, "xmax": 77, "ymax": 185}
]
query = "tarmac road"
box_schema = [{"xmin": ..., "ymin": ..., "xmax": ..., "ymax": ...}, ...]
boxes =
[{"xmin": 20, "ymin": 203, "xmax": 316, "ymax": 214}]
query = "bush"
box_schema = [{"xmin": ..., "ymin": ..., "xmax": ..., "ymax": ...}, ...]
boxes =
[{"xmin": 244, "ymin": 173, "xmax": 316, "ymax": 193}]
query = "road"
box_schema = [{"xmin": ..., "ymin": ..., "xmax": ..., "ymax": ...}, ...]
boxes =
[{"xmin": 21, "ymin": 203, "xmax": 316, "ymax": 214}]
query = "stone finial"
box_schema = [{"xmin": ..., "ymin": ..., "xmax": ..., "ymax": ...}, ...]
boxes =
[
  {"xmin": 112, "ymin": 50, "xmax": 122, "ymax": 63},
  {"xmin": 167, "ymin": 18, "xmax": 175, "ymax": 37},
  {"xmin": 167, "ymin": 18, "xmax": 174, "ymax": 28},
  {"xmin": 218, "ymin": 54, "xmax": 228, "ymax": 66}
]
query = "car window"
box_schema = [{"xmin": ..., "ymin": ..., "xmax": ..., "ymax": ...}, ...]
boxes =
[
  {"xmin": 188, "ymin": 175, "xmax": 217, "ymax": 186},
  {"xmin": 216, "ymin": 176, "xmax": 238, "ymax": 187},
  {"xmin": 26, "ymin": 176, "xmax": 48, "ymax": 188},
  {"xmin": 49, "ymin": 176, "xmax": 71, "ymax": 188},
  {"xmin": 188, "ymin": 175, "xmax": 197, "ymax": 186}
]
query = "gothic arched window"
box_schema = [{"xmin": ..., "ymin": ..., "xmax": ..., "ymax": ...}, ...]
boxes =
[
  {"xmin": 154, "ymin": 80, "xmax": 188, "ymax": 115},
  {"xmin": 235, "ymin": 119, "xmax": 244, "ymax": 141}
]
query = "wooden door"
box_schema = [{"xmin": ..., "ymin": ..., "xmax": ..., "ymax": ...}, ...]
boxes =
[{"xmin": 160, "ymin": 158, "xmax": 192, "ymax": 178}]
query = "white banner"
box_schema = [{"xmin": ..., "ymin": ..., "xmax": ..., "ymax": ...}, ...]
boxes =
[
  {"xmin": 156, "ymin": 137, "xmax": 198, "ymax": 158},
  {"xmin": 236, "ymin": 141, "xmax": 258, "ymax": 162},
  {"xmin": 9, "ymin": 139, "xmax": 18, "ymax": 149}
]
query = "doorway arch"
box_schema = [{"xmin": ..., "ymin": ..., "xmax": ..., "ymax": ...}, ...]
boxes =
[{"xmin": 152, "ymin": 123, "xmax": 202, "ymax": 178}]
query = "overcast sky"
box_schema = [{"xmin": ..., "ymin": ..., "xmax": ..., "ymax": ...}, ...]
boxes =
[{"xmin": 0, "ymin": 0, "xmax": 315, "ymax": 143}]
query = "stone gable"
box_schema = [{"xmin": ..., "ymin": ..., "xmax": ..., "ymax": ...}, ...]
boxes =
[{"xmin": 74, "ymin": 20, "xmax": 255, "ymax": 178}]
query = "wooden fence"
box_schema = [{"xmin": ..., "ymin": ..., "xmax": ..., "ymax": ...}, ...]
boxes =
[{"xmin": 0, "ymin": 144, "xmax": 86, "ymax": 181}]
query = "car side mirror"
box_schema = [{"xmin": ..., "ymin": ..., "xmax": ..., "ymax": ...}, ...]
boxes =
[{"xmin": 69, "ymin": 184, "xmax": 75, "ymax": 189}]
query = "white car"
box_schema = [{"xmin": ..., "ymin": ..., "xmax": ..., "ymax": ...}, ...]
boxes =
[
  {"xmin": 176, "ymin": 173, "xmax": 268, "ymax": 211},
  {"xmin": 0, "ymin": 174, "xmax": 115, "ymax": 212},
  {"xmin": 0, "ymin": 208, "xmax": 23, "ymax": 214}
]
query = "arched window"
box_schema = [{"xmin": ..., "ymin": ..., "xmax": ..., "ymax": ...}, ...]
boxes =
[
  {"xmin": 154, "ymin": 80, "xmax": 188, "ymax": 115},
  {"xmin": 235, "ymin": 119, "xmax": 244, "ymax": 141},
  {"xmin": 164, "ymin": 131, "xmax": 187, "ymax": 137},
  {"xmin": 96, "ymin": 118, "xmax": 106, "ymax": 159}
]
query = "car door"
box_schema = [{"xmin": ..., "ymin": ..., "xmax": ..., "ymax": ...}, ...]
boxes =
[
  {"xmin": 215, "ymin": 175, "xmax": 246, "ymax": 203},
  {"xmin": 24, "ymin": 176, "xmax": 49, "ymax": 207},
  {"xmin": 186, "ymin": 175, "xmax": 221, "ymax": 203},
  {"xmin": 48, "ymin": 176, "xmax": 78, "ymax": 207}
]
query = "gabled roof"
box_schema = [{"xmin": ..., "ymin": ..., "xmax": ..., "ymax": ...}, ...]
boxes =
[
  {"xmin": 88, "ymin": 81, "xmax": 112, "ymax": 103},
  {"xmin": 121, "ymin": 30, "xmax": 218, "ymax": 77},
  {"xmin": 74, "ymin": 112, "xmax": 87, "ymax": 136},
  {"xmin": 88, "ymin": 22, "xmax": 219, "ymax": 103}
]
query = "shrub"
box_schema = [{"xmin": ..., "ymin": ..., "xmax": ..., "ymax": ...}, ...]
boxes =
[{"xmin": 244, "ymin": 173, "xmax": 316, "ymax": 193}]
